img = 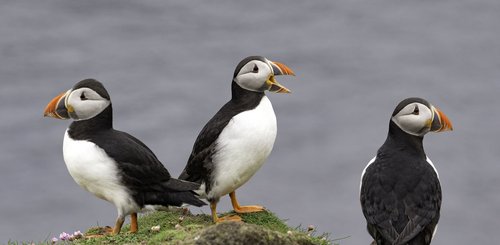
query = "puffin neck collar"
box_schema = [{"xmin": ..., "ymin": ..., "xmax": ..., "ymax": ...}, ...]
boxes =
[
  {"xmin": 68, "ymin": 105, "xmax": 113, "ymax": 138},
  {"xmin": 385, "ymin": 120, "xmax": 426, "ymax": 158},
  {"xmin": 230, "ymin": 81, "xmax": 264, "ymax": 103}
]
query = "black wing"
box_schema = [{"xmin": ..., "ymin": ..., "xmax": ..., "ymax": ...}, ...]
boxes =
[
  {"xmin": 90, "ymin": 130, "xmax": 204, "ymax": 206},
  {"xmin": 178, "ymin": 102, "xmax": 236, "ymax": 185},
  {"xmin": 360, "ymin": 156, "xmax": 441, "ymax": 244}
]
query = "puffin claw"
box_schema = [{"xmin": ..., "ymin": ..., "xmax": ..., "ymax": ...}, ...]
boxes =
[{"xmin": 216, "ymin": 215, "xmax": 243, "ymax": 223}]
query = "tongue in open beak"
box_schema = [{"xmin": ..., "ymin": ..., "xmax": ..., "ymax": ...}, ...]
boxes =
[{"xmin": 267, "ymin": 61, "xmax": 295, "ymax": 93}]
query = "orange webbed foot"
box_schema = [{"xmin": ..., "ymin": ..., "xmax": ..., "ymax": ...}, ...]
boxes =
[{"xmin": 233, "ymin": 205, "xmax": 265, "ymax": 214}]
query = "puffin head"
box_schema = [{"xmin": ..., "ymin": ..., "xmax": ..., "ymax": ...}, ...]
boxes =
[
  {"xmin": 391, "ymin": 97, "xmax": 453, "ymax": 137},
  {"xmin": 43, "ymin": 79, "xmax": 111, "ymax": 121},
  {"xmin": 233, "ymin": 56, "xmax": 295, "ymax": 93}
]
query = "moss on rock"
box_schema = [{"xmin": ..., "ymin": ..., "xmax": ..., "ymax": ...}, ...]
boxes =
[{"xmin": 184, "ymin": 221, "xmax": 315, "ymax": 245}]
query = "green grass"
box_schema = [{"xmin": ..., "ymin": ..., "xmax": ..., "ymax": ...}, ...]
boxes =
[{"xmin": 68, "ymin": 208, "xmax": 333, "ymax": 245}]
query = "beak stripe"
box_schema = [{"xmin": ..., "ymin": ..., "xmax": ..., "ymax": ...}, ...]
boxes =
[
  {"xmin": 44, "ymin": 90, "xmax": 70, "ymax": 119},
  {"xmin": 271, "ymin": 61, "xmax": 295, "ymax": 76},
  {"xmin": 431, "ymin": 107, "xmax": 453, "ymax": 132},
  {"xmin": 437, "ymin": 110, "xmax": 453, "ymax": 131},
  {"xmin": 43, "ymin": 92, "xmax": 66, "ymax": 118}
]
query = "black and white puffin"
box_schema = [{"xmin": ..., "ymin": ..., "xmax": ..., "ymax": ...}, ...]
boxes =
[
  {"xmin": 360, "ymin": 97, "xmax": 453, "ymax": 245},
  {"xmin": 179, "ymin": 56, "xmax": 295, "ymax": 222},
  {"xmin": 43, "ymin": 79, "xmax": 205, "ymax": 235}
]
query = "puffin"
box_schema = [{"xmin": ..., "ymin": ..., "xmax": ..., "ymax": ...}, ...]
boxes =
[
  {"xmin": 179, "ymin": 56, "xmax": 295, "ymax": 222},
  {"xmin": 360, "ymin": 97, "xmax": 453, "ymax": 245},
  {"xmin": 43, "ymin": 79, "xmax": 205, "ymax": 235}
]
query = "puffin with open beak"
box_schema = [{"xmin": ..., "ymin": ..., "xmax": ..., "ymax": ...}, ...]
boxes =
[
  {"xmin": 179, "ymin": 56, "xmax": 295, "ymax": 222},
  {"xmin": 44, "ymin": 79, "xmax": 205, "ymax": 235},
  {"xmin": 360, "ymin": 97, "xmax": 453, "ymax": 245}
]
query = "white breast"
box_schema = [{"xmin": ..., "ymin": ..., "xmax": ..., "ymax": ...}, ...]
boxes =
[
  {"xmin": 62, "ymin": 130, "xmax": 139, "ymax": 216},
  {"xmin": 360, "ymin": 156, "xmax": 376, "ymax": 192},
  {"xmin": 207, "ymin": 96, "xmax": 277, "ymax": 200},
  {"xmin": 426, "ymin": 156, "xmax": 439, "ymax": 179}
]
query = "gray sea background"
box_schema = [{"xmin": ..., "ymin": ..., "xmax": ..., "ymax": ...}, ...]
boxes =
[{"xmin": 1, "ymin": 0, "xmax": 499, "ymax": 244}]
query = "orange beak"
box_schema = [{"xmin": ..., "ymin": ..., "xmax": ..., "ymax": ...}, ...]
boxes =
[
  {"xmin": 43, "ymin": 90, "xmax": 70, "ymax": 119},
  {"xmin": 430, "ymin": 106, "xmax": 453, "ymax": 132},
  {"xmin": 271, "ymin": 61, "xmax": 295, "ymax": 76},
  {"xmin": 267, "ymin": 61, "xmax": 295, "ymax": 93}
]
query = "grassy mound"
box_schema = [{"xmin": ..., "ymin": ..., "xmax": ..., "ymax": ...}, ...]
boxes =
[{"xmin": 72, "ymin": 208, "xmax": 331, "ymax": 245}]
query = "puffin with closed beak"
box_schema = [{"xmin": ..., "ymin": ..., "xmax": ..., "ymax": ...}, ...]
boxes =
[
  {"xmin": 44, "ymin": 79, "xmax": 205, "ymax": 235},
  {"xmin": 179, "ymin": 56, "xmax": 295, "ymax": 222},
  {"xmin": 360, "ymin": 97, "xmax": 453, "ymax": 245}
]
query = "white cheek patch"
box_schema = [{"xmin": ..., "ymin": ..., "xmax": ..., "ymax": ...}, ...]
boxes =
[
  {"xmin": 235, "ymin": 73, "xmax": 266, "ymax": 92},
  {"xmin": 392, "ymin": 115, "xmax": 425, "ymax": 136},
  {"xmin": 67, "ymin": 88, "xmax": 111, "ymax": 120},
  {"xmin": 73, "ymin": 100, "xmax": 110, "ymax": 120},
  {"xmin": 234, "ymin": 61, "xmax": 272, "ymax": 92},
  {"xmin": 392, "ymin": 103, "xmax": 432, "ymax": 136}
]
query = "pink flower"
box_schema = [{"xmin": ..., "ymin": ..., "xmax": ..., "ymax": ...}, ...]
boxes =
[
  {"xmin": 51, "ymin": 237, "xmax": 58, "ymax": 244},
  {"xmin": 59, "ymin": 232, "xmax": 70, "ymax": 241}
]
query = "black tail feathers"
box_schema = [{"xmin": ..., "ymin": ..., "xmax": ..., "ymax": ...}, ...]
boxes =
[
  {"xmin": 144, "ymin": 190, "xmax": 206, "ymax": 207},
  {"xmin": 163, "ymin": 178, "xmax": 201, "ymax": 191}
]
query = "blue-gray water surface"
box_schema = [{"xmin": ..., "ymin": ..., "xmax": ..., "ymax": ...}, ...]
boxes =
[{"xmin": 1, "ymin": 1, "xmax": 499, "ymax": 244}]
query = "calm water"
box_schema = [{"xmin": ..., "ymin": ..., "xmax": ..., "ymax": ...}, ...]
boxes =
[{"xmin": 1, "ymin": 0, "xmax": 499, "ymax": 244}]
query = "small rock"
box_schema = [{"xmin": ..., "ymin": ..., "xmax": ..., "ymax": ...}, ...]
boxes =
[
  {"xmin": 175, "ymin": 224, "xmax": 182, "ymax": 230},
  {"xmin": 151, "ymin": 225, "xmax": 161, "ymax": 232},
  {"xmin": 182, "ymin": 207, "xmax": 191, "ymax": 215},
  {"xmin": 307, "ymin": 225, "xmax": 315, "ymax": 232},
  {"xmin": 73, "ymin": 230, "xmax": 83, "ymax": 239},
  {"xmin": 192, "ymin": 222, "xmax": 310, "ymax": 245}
]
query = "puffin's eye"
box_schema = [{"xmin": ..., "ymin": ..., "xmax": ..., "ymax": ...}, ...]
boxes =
[
  {"xmin": 80, "ymin": 92, "xmax": 88, "ymax": 101},
  {"xmin": 252, "ymin": 64, "xmax": 259, "ymax": 73},
  {"xmin": 412, "ymin": 105, "xmax": 419, "ymax": 115}
]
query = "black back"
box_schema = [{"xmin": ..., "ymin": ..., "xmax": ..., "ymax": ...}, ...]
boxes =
[
  {"xmin": 67, "ymin": 82, "xmax": 204, "ymax": 207},
  {"xmin": 360, "ymin": 121, "xmax": 441, "ymax": 245},
  {"xmin": 178, "ymin": 82, "xmax": 264, "ymax": 195}
]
